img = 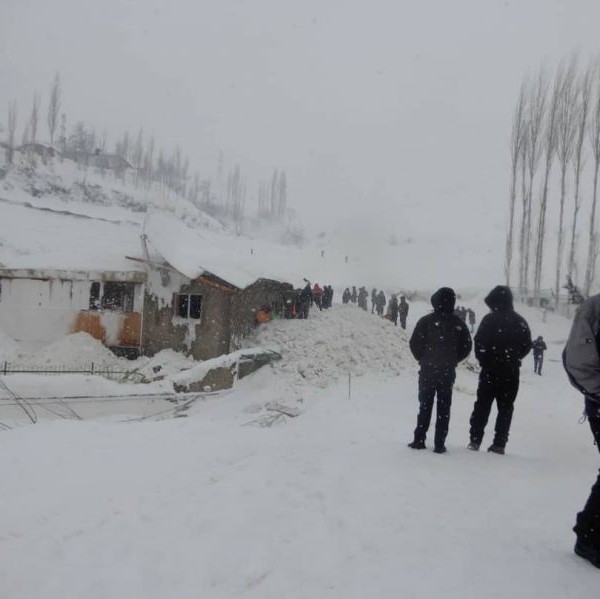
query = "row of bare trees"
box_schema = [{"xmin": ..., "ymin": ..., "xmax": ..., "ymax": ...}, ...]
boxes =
[
  {"xmin": 505, "ymin": 57, "xmax": 600, "ymax": 303},
  {"xmin": 3, "ymin": 73, "xmax": 291, "ymax": 233},
  {"xmin": 257, "ymin": 169, "xmax": 287, "ymax": 220},
  {"xmin": 4, "ymin": 73, "xmax": 61, "ymax": 164}
]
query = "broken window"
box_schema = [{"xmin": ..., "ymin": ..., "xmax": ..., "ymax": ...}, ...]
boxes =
[
  {"xmin": 175, "ymin": 293, "xmax": 202, "ymax": 319},
  {"xmin": 101, "ymin": 282, "xmax": 135, "ymax": 312},
  {"xmin": 89, "ymin": 282, "xmax": 101, "ymax": 310}
]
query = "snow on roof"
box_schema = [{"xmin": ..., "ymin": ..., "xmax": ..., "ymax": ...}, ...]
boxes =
[
  {"xmin": 144, "ymin": 212, "xmax": 291, "ymax": 289},
  {"xmin": 0, "ymin": 202, "xmax": 143, "ymax": 273}
]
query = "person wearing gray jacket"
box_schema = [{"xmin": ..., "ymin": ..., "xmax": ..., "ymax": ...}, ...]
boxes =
[{"xmin": 563, "ymin": 294, "xmax": 600, "ymax": 569}]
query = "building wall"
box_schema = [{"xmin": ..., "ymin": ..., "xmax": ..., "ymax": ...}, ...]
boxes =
[
  {"xmin": 142, "ymin": 268, "xmax": 234, "ymax": 360},
  {"xmin": 230, "ymin": 279, "xmax": 287, "ymax": 350},
  {"xmin": 0, "ymin": 277, "xmax": 144, "ymax": 351}
]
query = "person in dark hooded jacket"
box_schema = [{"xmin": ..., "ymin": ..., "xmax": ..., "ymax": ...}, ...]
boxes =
[
  {"xmin": 408, "ymin": 287, "xmax": 472, "ymax": 453},
  {"xmin": 468, "ymin": 286, "xmax": 531, "ymax": 454},
  {"xmin": 563, "ymin": 293, "xmax": 600, "ymax": 569}
]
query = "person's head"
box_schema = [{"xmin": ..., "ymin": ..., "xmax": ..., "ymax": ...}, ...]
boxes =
[
  {"xmin": 484, "ymin": 286, "xmax": 514, "ymax": 312},
  {"xmin": 537, "ymin": 335, "xmax": 543, "ymax": 341},
  {"xmin": 431, "ymin": 287, "xmax": 456, "ymax": 314},
  {"xmin": 400, "ymin": 295, "xmax": 405, "ymax": 301}
]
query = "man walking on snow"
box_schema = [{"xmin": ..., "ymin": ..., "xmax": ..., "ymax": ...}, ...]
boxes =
[
  {"xmin": 408, "ymin": 287, "xmax": 472, "ymax": 454},
  {"xmin": 468, "ymin": 286, "xmax": 531, "ymax": 455},
  {"xmin": 563, "ymin": 295, "xmax": 600, "ymax": 569}
]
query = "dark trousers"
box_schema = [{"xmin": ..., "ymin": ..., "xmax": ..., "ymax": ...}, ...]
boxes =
[
  {"xmin": 400, "ymin": 315, "xmax": 407, "ymax": 330},
  {"xmin": 533, "ymin": 353, "xmax": 543, "ymax": 375},
  {"xmin": 413, "ymin": 366, "xmax": 456, "ymax": 448},
  {"xmin": 299, "ymin": 302, "xmax": 310, "ymax": 319},
  {"xmin": 575, "ymin": 400, "xmax": 600, "ymax": 547},
  {"xmin": 469, "ymin": 368, "xmax": 520, "ymax": 448},
  {"xmin": 315, "ymin": 295, "xmax": 322, "ymax": 311}
]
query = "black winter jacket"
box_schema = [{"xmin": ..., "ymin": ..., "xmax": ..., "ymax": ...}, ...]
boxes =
[
  {"xmin": 475, "ymin": 286, "xmax": 531, "ymax": 371},
  {"xmin": 409, "ymin": 287, "xmax": 472, "ymax": 368}
]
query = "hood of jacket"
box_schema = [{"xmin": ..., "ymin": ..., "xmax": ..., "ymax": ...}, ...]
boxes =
[
  {"xmin": 485, "ymin": 285, "xmax": 514, "ymax": 312},
  {"xmin": 431, "ymin": 287, "xmax": 456, "ymax": 314}
]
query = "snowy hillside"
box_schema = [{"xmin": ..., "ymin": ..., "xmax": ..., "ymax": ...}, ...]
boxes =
[{"xmin": 0, "ymin": 155, "xmax": 508, "ymax": 294}]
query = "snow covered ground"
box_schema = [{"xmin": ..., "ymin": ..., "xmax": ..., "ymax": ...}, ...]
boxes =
[{"xmin": 1, "ymin": 302, "xmax": 598, "ymax": 598}]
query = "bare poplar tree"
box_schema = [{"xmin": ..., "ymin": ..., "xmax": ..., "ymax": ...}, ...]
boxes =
[
  {"xmin": 585, "ymin": 65, "xmax": 600, "ymax": 295},
  {"xmin": 568, "ymin": 64, "xmax": 593, "ymax": 280},
  {"xmin": 505, "ymin": 80, "xmax": 527, "ymax": 286},
  {"xmin": 47, "ymin": 73, "xmax": 61, "ymax": 146},
  {"xmin": 270, "ymin": 169, "xmax": 279, "ymax": 217},
  {"xmin": 143, "ymin": 136, "xmax": 155, "ymax": 189},
  {"xmin": 132, "ymin": 129, "xmax": 143, "ymax": 187},
  {"xmin": 553, "ymin": 60, "xmax": 578, "ymax": 307},
  {"xmin": 21, "ymin": 123, "xmax": 30, "ymax": 146},
  {"xmin": 278, "ymin": 170, "xmax": 287, "ymax": 217},
  {"xmin": 533, "ymin": 66, "xmax": 562, "ymax": 299},
  {"xmin": 6, "ymin": 101, "xmax": 17, "ymax": 164},
  {"xmin": 517, "ymin": 126, "xmax": 529, "ymax": 296},
  {"xmin": 29, "ymin": 92, "xmax": 40, "ymax": 144},
  {"xmin": 521, "ymin": 72, "xmax": 547, "ymax": 294}
]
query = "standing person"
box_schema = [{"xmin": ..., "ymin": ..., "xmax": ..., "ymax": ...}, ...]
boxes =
[
  {"xmin": 351, "ymin": 286, "xmax": 358, "ymax": 304},
  {"xmin": 389, "ymin": 294, "xmax": 399, "ymax": 326},
  {"xmin": 399, "ymin": 296, "xmax": 409, "ymax": 330},
  {"xmin": 298, "ymin": 283, "xmax": 312, "ymax": 319},
  {"xmin": 532, "ymin": 336, "xmax": 547, "ymax": 375},
  {"xmin": 467, "ymin": 308, "xmax": 476, "ymax": 334},
  {"xmin": 408, "ymin": 287, "xmax": 472, "ymax": 453},
  {"xmin": 313, "ymin": 283, "xmax": 323, "ymax": 311},
  {"xmin": 468, "ymin": 286, "xmax": 532, "ymax": 454},
  {"xmin": 371, "ymin": 288, "xmax": 378, "ymax": 313},
  {"xmin": 358, "ymin": 286, "xmax": 369, "ymax": 310},
  {"xmin": 376, "ymin": 290, "xmax": 387, "ymax": 316},
  {"xmin": 563, "ymin": 295, "xmax": 600, "ymax": 568},
  {"xmin": 342, "ymin": 288, "xmax": 351, "ymax": 304},
  {"xmin": 322, "ymin": 285, "xmax": 331, "ymax": 309}
]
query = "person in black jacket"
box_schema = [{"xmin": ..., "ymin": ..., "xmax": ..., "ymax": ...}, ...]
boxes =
[
  {"xmin": 399, "ymin": 296, "xmax": 409, "ymax": 329},
  {"xmin": 532, "ymin": 335, "xmax": 547, "ymax": 375},
  {"xmin": 389, "ymin": 294, "xmax": 399, "ymax": 326},
  {"xmin": 468, "ymin": 286, "xmax": 531, "ymax": 454},
  {"xmin": 298, "ymin": 283, "xmax": 312, "ymax": 319},
  {"xmin": 408, "ymin": 287, "xmax": 472, "ymax": 453},
  {"xmin": 342, "ymin": 288, "xmax": 351, "ymax": 304}
]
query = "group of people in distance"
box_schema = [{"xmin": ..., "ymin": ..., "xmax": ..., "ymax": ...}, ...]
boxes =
[
  {"xmin": 407, "ymin": 284, "xmax": 600, "ymax": 569},
  {"xmin": 341, "ymin": 285, "xmax": 410, "ymax": 329},
  {"xmin": 453, "ymin": 305, "xmax": 477, "ymax": 333},
  {"xmin": 281, "ymin": 281, "xmax": 334, "ymax": 320}
]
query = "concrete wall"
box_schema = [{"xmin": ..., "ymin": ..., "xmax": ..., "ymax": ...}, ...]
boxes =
[
  {"xmin": 230, "ymin": 279, "xmax": 287, "ymax": 350},
  {"xmin": 0, "ymin": 277, "xmax": 144, "ymax": 351},
  {"xmin": 142, "ymin": 270, "xmax": 234, "ymax": 361}
]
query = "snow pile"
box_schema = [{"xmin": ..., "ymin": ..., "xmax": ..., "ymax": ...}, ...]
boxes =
[
  {"xmin": 246, "ymin": 304, "xmax": 410, "ymax": 387},
  {"xmin": 168, "ymin": 347, "xmax": 278, "ymax": 388},
  {"xmin": 32, "ymin": 332, "xmax": 123, "ymax": 369},
  {"xmin": 133, "ymin": 349, "xmax": 196, "ymax": 379}
]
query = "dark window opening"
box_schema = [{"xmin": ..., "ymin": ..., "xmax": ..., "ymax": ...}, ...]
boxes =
[
  {"xmin": 175, "ymin": 293, "xmax": 202, "ymax": 319},
  {"xmin": 89, "ymin": 282, "xmax": 101, "ymax": 310},
  {"xmin": 189, "ymin": 294, "xmax": 202, "ymax": 319},
  {"xmin": 177, "ymin": 294, "xmax": 189, "ymax": 318},
  {"xmin": 101, "ymin": 282, "xmax": 135, "ymax": 312}
]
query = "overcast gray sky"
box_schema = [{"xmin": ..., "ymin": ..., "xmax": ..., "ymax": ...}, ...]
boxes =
[{"xmin": 2, "ymin": 0, "xmax": 600, "ymax": 227}]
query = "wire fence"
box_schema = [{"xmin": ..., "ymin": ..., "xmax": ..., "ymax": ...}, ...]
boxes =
[{"xmin": 0, "ymin": 362, "xmax": 148, "ymax": 384}]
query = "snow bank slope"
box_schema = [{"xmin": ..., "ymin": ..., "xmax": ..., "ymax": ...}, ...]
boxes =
[{"xmin": 246, "ymin": 304, "xmax": 410, "ymax": 387}]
